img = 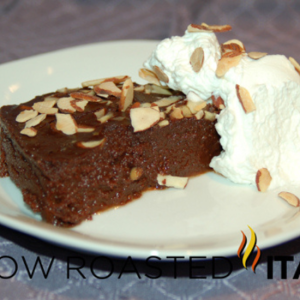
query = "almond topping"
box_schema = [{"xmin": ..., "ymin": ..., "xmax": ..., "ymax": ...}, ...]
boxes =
[
  {"xmin": 216, "ymin": 55, "xmax": 242, "ymax": 78},
  {"xmin": 140, "ymin": 103, "xmax": 152, "ymax": 108},
  {"xmin": 97, "ymin": 112, "xmax": 114, "ymax": 123},
  {"xmin": 139, "ymin": 68, "xmax": 161, "ymax": 86},
  {"xmin": 70, "ymin": 92, "xmax": 100, "ymax": 102},
  {"xmin": 16, "ymin": 109, "xmax": 38, "ymax": 123},
  {"xmin": 44, "ymin": 96, "xmax": 59, "ymax": 102},
  {"xmin": 154, "ymin": 96, "xmax": 182, "ymax": 107},
  {"xmin": 33, "ymin": 100, "xmax": 58, "ymax": 114},
  {"xmin": 149, "ymin": 85, "xmax": 172, "ymax": 95},
  {"xmin": 180, "ymin": 105, "xmax": 192, "ymax": 118},
  {"xmin": 55, "ymin": 113, "xmax": 77, "ymax": 135},
  {"xmin": 289, "ymin": 57, "xmax": 300, "ymax": 75},
  {"xmin": 158, "ymin": 120, "xmax": 169, "ymax": 127},
  {"xmin": 119, "ymin": 78, "xmax": 134, "ymax": 112},
  {"xmin": 134, "ymin": 85, "xmax": 145, "ymax": 92},
  {"xmin": 153, "ymin": 66, "xmax": 169, "ymax": 83},
  {"xmin": 248, "ymin": 52, "xmax": 267, "ymax": 60},
  {"xmin": 94, "ymin": 82, "xmax": 122, "ymax": 98},
  {"xmin": 25, "ymin": 114, "xmax": 47, "ymax": 128},
  {"xmin": 130, "ymin": 167, "xmax": 143, "ymax": 181},
  {"xmin": 186, "ymin": 100, "xmax": 206, "ymax": 114},
  {"xmin": 222, "ymin": 39, "xmax": 246, "ymax": 54},
  {"xmin": 190, "ymin": 47, "xmax": 204, "ymax": 73},
  {"xmin": 112, "ymin": 116, "xmax": 126, "ymax": 121},
  {"xmin": 256, "ymin": 168, "xmax": 272, "ymax": 192},
  {"xmin": 187, "ymin": 23, "xmax": 232, "ymax": 33},
  {"xmin": 130, "ymin": 107, "xmax": 161, "ymax": 132},
  {"xmin": 20, "ymin": 127, "xmax": 37, "ymax": 137},
  {"xmin": 211, "ymin": 95, "xmax": 225, "ymax": 109},
  {"xmin": 57, "ymin": 97, "xmax": 76, "ymax": 113},
  {"xmin": 77, "ymin": 125, "xmax": 95, "ymax": 133},
  {"xmin": 77, "ymin": 138, "xmax": 106, "ymax": 148},
  {"xmin": 204, "ymin": 111, "xmax": 216, "ymax": 121},
  {"xmin": 157, "ymin": 174, "xmax": 188, "ymax": 189},
  {"xmin": 81, "ymin": 76, "xmax": 129, "ymax": 88},
  {"xmin": 170, "ymin": 107, "xmax": 184, "ymax": 120},
  {"xmin": 236, "ymin": 85, "xmax": 256, "ymax": 113},
  {"xmin": 194, "ymin": 110, "xmax": 204, "ymax": 120},
  {"xmin": 278, "ymin": 192, "xmax": 300, "ymax": 207},
  {"xmin": 70, "ymin": 99, "xmax": 88, "ymax": 112},
  {"xmin": 94, "ymin": 108, "xmax": 106, "ymax": 119}
]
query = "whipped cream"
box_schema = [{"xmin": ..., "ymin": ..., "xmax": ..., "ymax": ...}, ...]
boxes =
[{"xmin": 144, "ymin": 29, "xmax": 300, "ymax": 190}]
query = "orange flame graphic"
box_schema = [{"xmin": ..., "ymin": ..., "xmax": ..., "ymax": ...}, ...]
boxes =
[{"xmin": 237, "ymin": 226, "xmax": 261, "ymax": 272}]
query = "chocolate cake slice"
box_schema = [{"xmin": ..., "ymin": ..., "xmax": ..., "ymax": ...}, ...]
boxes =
[{"xmin": 0, "ymin": 76, "xmax": 221, "ymax": 226}]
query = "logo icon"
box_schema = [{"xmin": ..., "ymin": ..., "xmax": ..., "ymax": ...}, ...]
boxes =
[{"xmin": 237, "ymin": 225, "xmax": 261, "ymax": 272}]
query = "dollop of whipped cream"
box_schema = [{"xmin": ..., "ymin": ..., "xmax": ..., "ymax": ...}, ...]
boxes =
[{"xmin": 144, "ymin": 29, "xmax": 300, "ymax": 190}]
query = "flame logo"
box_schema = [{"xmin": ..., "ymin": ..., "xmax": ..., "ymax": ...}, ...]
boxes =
[{"xmin": 237, "ymin": 226, "xmax": 261, "ymax": 272}]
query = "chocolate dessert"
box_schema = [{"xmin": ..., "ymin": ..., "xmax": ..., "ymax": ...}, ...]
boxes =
[{"xmin": 0, "ymin": 76, "xmax": 221, "ymax": 226}]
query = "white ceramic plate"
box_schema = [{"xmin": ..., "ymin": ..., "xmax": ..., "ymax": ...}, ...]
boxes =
[{"xmin": 1, "ymin": 41, "xmax": 300, "ymax": 259}]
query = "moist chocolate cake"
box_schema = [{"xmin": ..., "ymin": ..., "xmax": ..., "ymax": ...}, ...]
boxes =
[{"xmin": 0, "ymin": 76, "xmax": 221, "ymax": 226}]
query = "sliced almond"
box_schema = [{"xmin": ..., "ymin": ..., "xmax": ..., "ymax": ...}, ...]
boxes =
[
  {"xmin": 55, "ymin": 113, "xmax": 77, "ymax": 135},
  {"xmin": 211, "ymin": 95, "xmax": 225, "ymax": 109},
  {"xmin": 289, "ymin": 57, "xmax": 300, "ymax": 75},
  {"xmin": 77, "ymin": 138, "xmax": 106, "ymax": 148},
  {"xmin": 97, "ymin": 112, "xmax": 114, "ymax": 123},
  {"xmin": 165, "ymin": 104, "xmax": 176, "ymax": 114},
  {"xmin": 153, "ymin": 66, "xmax": 169, "ymax": 83},
  {"xmin": 70, "ymin": 92, "xmax": 100, "ymax": 102},
  {"xmin": 154, "ymin": 96, "xmax": 182, "ymax": 107},
  {"xmin": 248, "ymin": 52, "xmax": 267, "ymax": 60},
  {"xmin": 16, "ymin": 109, "xmax": 38, "ymax": 123},
  {"xmin": 119, "ymin": 78, "xmax": 134, "ymax": 112},
  {"xmin": 20, "ymin": 127, "xmax": 37, "ymax": 137},
  {"xmin": 56, "ymin": 87, "xmax": 80, "ymax": 94},
  {"xmin": 158, "ymin": 120, "xmax": 169, "ymax": 127},
  {"xmin": 256, "ymin": 168, "xmax": 272, "ymax": 192},
  {"xmin": 139, "ymin": 68, "xmax": 161, "ymax": 86},
  {"xmin": 81, "ymin": 75, "xmax": 129, "ymax": 88},
  {"xmin": 77, "ymin": 125, "xmax": 95, "ymax": 133},
  {"xmin": 186, "ymin": 100, "xmax": 206, "ymax": 114},
  {"xmin": 130, "ymin": 107, "xmax": 161, "ymax": 132},
  {"xmin": 94, "ymin": 108, "xmax": 106, "ymax": 119},
  {"xmin": 44, "ymin": 96, "xmax": 59, "ymax": 102},
  {"xmin": 194, "ymin": 110, "xmax": 204, "ymax": 120},
  {"xmin": 180, "ymin": 105, "xmax": 192, "ymax": 118},
  {"xmin": 25, "ymin": 114, "xmax": 47, "ymax": 128},
  {"xmin": 222, "ymin": 39, "xmax": 246, "ymax": 53},
  {"xmin": 94, "ymin": 82, "xmax": 122, "ymax": 98},
  {"xmin": 112, "ymin": 116, "xmax": 126, "ymax": 121},
  {"xmin": 204, "ymin": 111, "xmax": 216, "ymax": 121},
  {"xmin": 33, "ymin": 100, "xmax": 58, "ymax": 114},
  {"xmin": 236, "ymin": 85, "xmax": 256, "ymax": 113},
  {"xmin": 134, "ymin": 85, "xmax": 145, "ymax": 92},
  {"xmin": 130, "ymin": 167, "xmax": 143, "ymax": 181},
  {"xmin": 57, "ymin": 97, "xmax": 76, "ymax": 113},
  {"xmin": 216, "ymin": 55, "xmax": 242, "ymax": 78},
  {"xmin": 170, "ymin": 107, "xmax": 184, "ymax": 120},
  {"xmin": 150, "ymin": 85, "xmax": 172, "ymax": 95},
  {"xmin": 190, "ymin": 47, "xmax": 204, "ymax": 73},
  {"xmin": 70, "ymin": 99, "xmax": 88, "ymax": 112},
  {"xmin": 140, "ymin": 102, "xmax": 152, "ymax": 108},
  {"xmin": 159, "ymin": 112, "xmax": 166, "ymax": 119},
  {"xmin": 187, "ymin": 23, "xmax": 232, "ymax": 33},
  {"xmin": 278, "ymin": 192, "xmax": 300, "ymax": 207},
  {"xmin": 157, "ymin": 174, "xmax": 188, "ymax": 189}
]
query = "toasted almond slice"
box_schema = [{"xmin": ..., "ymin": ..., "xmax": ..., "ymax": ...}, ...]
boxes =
[
  {"xmin": 248, "ymin": 52, "xmax": 267, "ymax": 60},
  {"xmin": 256, "ymin": 168, "xmax": 272, "ymax": 192},
  {"xmin": 160, "ymin": 112, "xmax": 166, "ymax": 119},
  {"xmin": 216, "ymin": 55, "xmax": 242, "ymax": 78},
  {"xmin": 157, "ymin": 174, "xmax": 188, "ymax": 189},
  {"xmin": 236, "ymin": 85, "xmax": 256, "ymax": 113},
  {"xmin": 57, "ymin": 97, "xmax": 76, "ymax": 113},
  {"xmin": 106, "ymin": 100, "xmax": 112, "ymax": 106},
  {"xmin": 289, "ymin": 57, "xmax": 300, "ymax": 75},
  {"xmin": 55, "ymin": 113, "xmax": 77, "ymax": 135},
  {"xmin": 204, "ymin": 111, "xmax": 216, "ymax": 121},
  {"xmin": 77, "ymin": 125, "xmax": 95, "ymax": 133},
  {"xmin": 20, "ymin": 127, "xmax": 37, "ymax": 137},
  {"xmin": 130, "ymin": 167, "xmax": 143, "ymax": 181},
  {"xmin": 98, "ymin": 112, "xmax": 114, "ymax": 123},
  {"xmin": 134, "ymin": 85, "xmax": 145, "ymax": 92},
  {"xmin": 25, "ymin": 114, "xmax": 47, "ymax": 128},
  {"xmin": 97, "ymin": 94, "xmax": 110, "ymax": 99},
  {"xmin": 170, "ymin": 107, "xmax": 184, "ymax": 120},
  {"xmin": 222, "ymin": 39, "xmax": 246, "ymax": 53},
  {"xmin": 130, "ymin": 107, "xmax": 161, "ymax": 132},
  {"xmin": 140, "ymin": 102, "xmax": 152, "ymax": 108},
  {"xmin": 153, "ymin": 66, "xmax": 169, "ymax": 83},
  {"xmin": 139, "ymin": 68, "xmax": 161, "ymax": 86},
  {"xmin": 278, "ymin": 192, "xmax": 300, "ymax": 207},
  {"xmin": 165, "ymin": 104, "xmax": 176, "ymax": 114},
  {"xmin": 56, "ymin": 87, "xmax": 80, "ymax": 94},
  {"xmin": 112, "ymin": 116, "xmax": 126, "ymax": 121},
  {"xmin": 44, "ymin": 96, "xmax": 59, "ymax": 102},
  {"xmin": 190, "ymin": 47, "xmax": 204, "ymax": 73},
  {"xmin": 154, "ymin": 96, "xmax": 182, "ymax": 107},
  {"xmin": 16, "ymin": 109, "xmax": 38, "ymax": 123},
  {"xmin": 94, "ymin": 108, "xmax": 106, "ymax": 119},
  {"xmin": 70, "ymin": 99, "xmax": 88, "ymax": 112},
  {"xmin": 149, "ymin": 85, "xmax": 172, "ymax": 95},
  {"xmin": 33, "ymin": 100, "xmax": 58, "ymax": 114},
  {"xmin": 180, "ymin": 105, "xmax": 192, "ymax": 118},
  {"xmin": 77, "ymin": 138, "xmax": 106, "ymax": 148},
  {"xmin": 119, "ymin": 78, "xmax": 134, "ymax": 112},
  {"xmin": 70, "ymin": 92, "xmax": 100, "ymax": 102},
  {"xmin": 187, "ymin": 23, "xmax": 232, "ymax": 33},
  {"xmin": 81, "ymin": 75, "xmax": 129, "ymax": 88},
  {"xmin": 94, "ymin": 82, "xmax": 122, "ymax": 98},
  {"xmin": 211, "ymin": 95, "xmax": 225, "ymax": 109},
  {"xmin": 186, "ymin": 100, "xmax": 206, "ymax": 114},
  {"xmin": 158, "ymin": 120, "xmax": 169, "ymax": 127},
  {"xmin": 194, "ymin": 110, "xmax": 204, "ymax": 120},
  {"xmin": 144, "ymin": 84, "xmax": 152, "ymax": 94}
]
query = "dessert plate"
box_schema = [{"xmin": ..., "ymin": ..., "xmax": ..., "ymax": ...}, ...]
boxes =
[{"xmin": 1, "ymin": 40, "xmax": 300, "ymax": 258}]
